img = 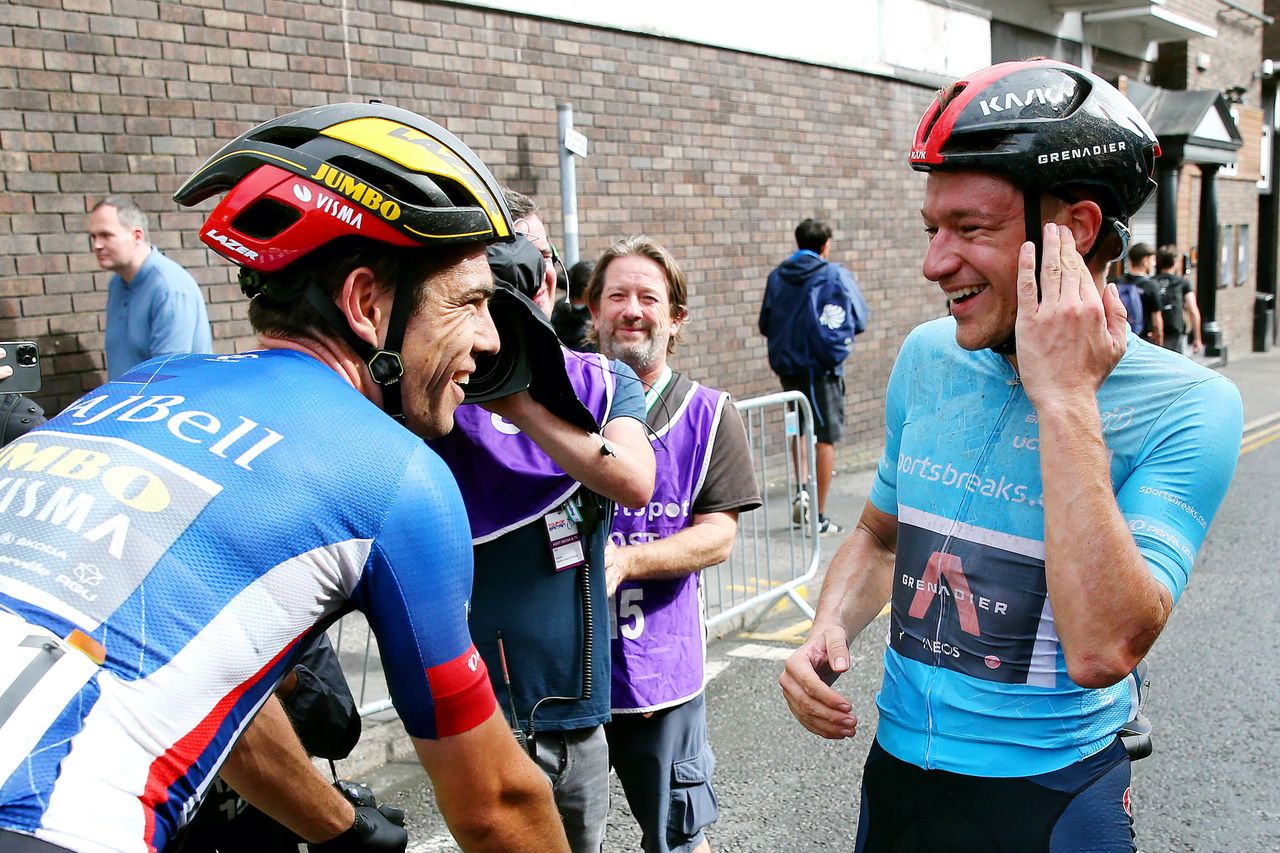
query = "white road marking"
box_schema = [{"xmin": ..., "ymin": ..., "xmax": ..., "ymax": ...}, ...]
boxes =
[
  {"xmin": 726, "ymin": 643, "xmax": 794, "ymax": 661},
  {"xmin": 705, "ymin": 659, "xmax": 731, "ymax": 681}
]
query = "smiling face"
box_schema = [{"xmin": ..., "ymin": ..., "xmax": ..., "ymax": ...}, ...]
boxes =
[
  {"xmin": 591, "ymin": 254, "xmax": 684, "ymax": 382},
  {"xmin": 921, "ymin": 170, "xmax": 1033, "ymax": 351},
  {"xmin": 88, "ymin": 205, "xmax": 147, "ymax": 278},
  {"xmin": 395, "ymin": 248, "xmax": 499, "ymax": 438}
]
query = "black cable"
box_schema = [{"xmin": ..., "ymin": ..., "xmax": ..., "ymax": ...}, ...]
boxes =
[
  {"xmin": 559, "ymin": 347, "xmax": 671, "ymax": 453},
  {"xmin": 577, "ymin": 555, "xmax": 593, "ymax": 702}
]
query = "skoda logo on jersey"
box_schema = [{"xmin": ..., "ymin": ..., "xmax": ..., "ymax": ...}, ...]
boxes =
[
  {"xmin": 73, "ymin": 562, "xmax": 104, "ymax": 587},
  {"xmin": 819, "ymin": 303, "xmax": 847, "ymax": 331}
]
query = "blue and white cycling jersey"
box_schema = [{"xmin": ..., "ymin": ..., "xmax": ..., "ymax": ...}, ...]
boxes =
[
  {"xmin": 869, "ymin": 318, "xmax": 1242, "ymax": 778},
  {"xmin": 0, "ymin": 351, "xmax": 494, "ymax": 853}
]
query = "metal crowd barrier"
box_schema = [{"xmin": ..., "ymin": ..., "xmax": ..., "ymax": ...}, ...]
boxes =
[
  {"xmin": 704, "ymin": 390, "xmax": 820, "ymax": 629},
  {"xmin": 334, "ymin": 390, "xmax": 821, "ymax": 717}
]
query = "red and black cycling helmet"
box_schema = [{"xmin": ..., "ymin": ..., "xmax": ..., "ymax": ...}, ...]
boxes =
[
  {"xmin": 173, "ymin": 102, "xmax": 515, "ymax": 422},
  {"xmin": 910, "ymin": 59, "xmax": 1160, "ymax": 222},
  {"xmin": 910, "ymin": 60, "xmax": 1160, "ymax": 353}
]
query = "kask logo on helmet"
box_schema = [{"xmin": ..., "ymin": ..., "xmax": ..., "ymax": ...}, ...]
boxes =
[{"xmin": 976, "ymin": 85, "xmax": 1069, "ymax": 118}]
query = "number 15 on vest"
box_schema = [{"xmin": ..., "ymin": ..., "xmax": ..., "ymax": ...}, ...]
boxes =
[{"xmin": 610, "ymin": 589, "xmax": 645, "ymax": 640}]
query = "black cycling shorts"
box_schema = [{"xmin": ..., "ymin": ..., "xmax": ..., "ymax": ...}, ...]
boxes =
[{"xmin": 853, "ymin": 738, "xmax": 1135, "ymax": 853}]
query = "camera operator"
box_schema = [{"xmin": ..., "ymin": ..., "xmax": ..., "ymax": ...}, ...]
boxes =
[{"xmin": 429, "ymin": 220, "xmax": 656, "ymax": 852}]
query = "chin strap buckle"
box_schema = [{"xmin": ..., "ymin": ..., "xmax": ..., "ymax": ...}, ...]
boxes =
[{"xmin": 367, "ymin": 350, "xmax": 404, "ymax": 386}]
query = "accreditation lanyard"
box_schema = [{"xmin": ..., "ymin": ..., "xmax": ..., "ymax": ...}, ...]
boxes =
[{"xmin": 643, "ymin": 366, "xmax": 673, "ymax": 415}]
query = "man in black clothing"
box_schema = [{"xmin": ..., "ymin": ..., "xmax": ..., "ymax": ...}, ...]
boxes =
[
  {"xmin": 1115, "ymin": 242, "xmax": 1163, "ymax": 345},
  {"xmin": 1154, "ymin": 245, "xmax": 1202, "ymax": 354}
]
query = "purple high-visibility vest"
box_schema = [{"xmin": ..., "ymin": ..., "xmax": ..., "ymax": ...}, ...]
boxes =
[
  {"xmin": 610, "ymin": 381, "xmax": 727, "ymax": 712},
  {"xmin": 431, "ymin": 350, "xmax": 614, "ymax": 543}
]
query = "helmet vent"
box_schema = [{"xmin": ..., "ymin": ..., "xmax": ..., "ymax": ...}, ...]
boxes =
[
  {"xmin": 327, "ymin": 154, "xmax": 444, "ymax": 207},
  {"xmin": 924, "ymin": 82, "xmax": 966, "ymax": 140},
  {"xmin": 433, "ymin": 174, "xmax": 489, "ymax": 210},
  {"xmin": 252, "ymin": 125, "xmax": 318, "ymax": 150},
  {"xmin": 233, "ymin": 198, "xmax": 302, "ymax": 240}
]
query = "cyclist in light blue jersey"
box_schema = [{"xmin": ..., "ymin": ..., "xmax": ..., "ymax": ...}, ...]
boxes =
[{"xmin": 781, "ymin": 59, "xmax": 1243, "ymax": 852}]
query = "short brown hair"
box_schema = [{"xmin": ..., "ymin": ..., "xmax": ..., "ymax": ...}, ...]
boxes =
[
  {"xmin": 247, "ymin": 237, "xmax": 469, "ymax": 344},
  {"xmin": 585, "ymin": 235, "xmax": 688, "ymax": 353},
  {"xmin": 92, "ymin": 195, "xmax": 149, "ymax": 241},
  {"xmin": 1127, "ymin": 242, "xmax": 1155, "ymax": 267}
]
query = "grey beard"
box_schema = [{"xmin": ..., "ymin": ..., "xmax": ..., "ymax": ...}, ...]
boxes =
[{"xmin": 600, "ymin": 333, "xmax": 662, "ymax": 376}]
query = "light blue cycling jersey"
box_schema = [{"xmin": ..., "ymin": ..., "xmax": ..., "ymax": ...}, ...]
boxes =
[{"xmin": 868, "ymin": 318, "xmax": 1242, "ymax": 777}]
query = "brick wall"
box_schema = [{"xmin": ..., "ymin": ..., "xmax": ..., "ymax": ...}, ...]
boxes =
[
  {"xmin": 0, "ymin": 0, "xmax": 1265, "ymax": 468},
  {"xmin": 0, "ymin": 0, "xmax": 946, "ymax": 468},
  {"xmin": 1169, "ymin": 0, "xmax": 1267, "ymax": 105}
]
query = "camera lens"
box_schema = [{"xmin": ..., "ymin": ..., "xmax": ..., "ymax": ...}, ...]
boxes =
[
  {"xmin": 16, "ymin": 345, "xmax": 37, "ymax": 367},
  {"xmin": 463, "ymin": 291, "xmax": 531, "ymax": 404}
]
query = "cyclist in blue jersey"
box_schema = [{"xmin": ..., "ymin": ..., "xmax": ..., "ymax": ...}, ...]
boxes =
[
  {"xmin": 0, "ymin": 103, "xmax": 569, "ymax": 853},
  {"xmin": 780, "ymin": 60, "xmax": 1243, "ymax": 852}
]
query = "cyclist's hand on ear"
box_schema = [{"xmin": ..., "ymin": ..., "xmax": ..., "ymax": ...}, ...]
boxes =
[{"xmin": 1015, "ymin": 224, "xmax": 1126, "ymax": 410}]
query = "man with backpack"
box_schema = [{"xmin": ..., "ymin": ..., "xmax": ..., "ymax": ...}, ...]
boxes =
[
  {"xmin": 1115, "ymin": 242, "xmax": 1163, "ymax": 345},
  {"xmin": 759, "ymin": 219, "xmax": 869, "ymax": 535},
  {"xmin": 1154, "ymin": 245, "xmax": 1202, "ymax": 354}
]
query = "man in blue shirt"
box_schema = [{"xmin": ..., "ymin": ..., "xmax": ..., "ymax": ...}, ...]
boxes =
[
  {"xmin": 781, "ymin": 60, "xmax": 1242, "ymax": 852},
  {"xmin": 88, "ymin": 195, "xmax": 213, "ymax": 379}
]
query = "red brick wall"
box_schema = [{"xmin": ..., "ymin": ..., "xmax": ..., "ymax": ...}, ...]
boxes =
[
  {"xmin": 1, "ymin": 0, "xmax": 948, "ymax": 467},
  {"xmin": 4, "ymin": 0, "xmax": 1263, "ymax": 466}
]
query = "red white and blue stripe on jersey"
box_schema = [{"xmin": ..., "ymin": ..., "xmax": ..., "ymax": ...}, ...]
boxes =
[{"xmin": 0, "ymin": 351, "xmax": 495, "ymax": 852}]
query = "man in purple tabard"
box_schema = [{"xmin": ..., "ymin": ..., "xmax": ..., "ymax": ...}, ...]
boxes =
[
  {"xmin": 588, "ymin": 236, "xmax": 761, "ymax": 853},
  {"xmin": 429, "ymin": 228, "xmax": 656, "ymax": 853}
]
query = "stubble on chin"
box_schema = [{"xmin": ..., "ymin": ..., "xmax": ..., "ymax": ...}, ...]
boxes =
[{"xmin": 601, "ymin": 332, "xmax": 660, "ymax": 375}]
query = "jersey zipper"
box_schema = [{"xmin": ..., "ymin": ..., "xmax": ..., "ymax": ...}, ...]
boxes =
[{"xmin": 921, "ymin": 360, "xmax": 1022, "ymax": 769}]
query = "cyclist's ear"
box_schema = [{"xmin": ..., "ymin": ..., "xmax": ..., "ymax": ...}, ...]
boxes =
[{"xmin": 336, "ymin": 267, "xmax": 391, "ymax": 348}]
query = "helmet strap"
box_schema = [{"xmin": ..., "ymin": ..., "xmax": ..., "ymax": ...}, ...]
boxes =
[
  {"xmin": 991, "ymin": 190, "xmax": 1131, "ymax": 358},
  {"xmin": 989, "ymin": 188, "xmax": 1043, "ymax": 356},
  {"xmin": 302, "ymin": 283, "xmax": 409, "ymax": 423}
]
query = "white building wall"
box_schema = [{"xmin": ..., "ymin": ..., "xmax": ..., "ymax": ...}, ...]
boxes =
[{"xmin": 444, "ymin": 0, "xmax": 992, "ymax": 80}]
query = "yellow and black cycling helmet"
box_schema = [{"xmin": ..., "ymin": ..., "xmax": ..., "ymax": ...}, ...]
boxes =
[
  {"xmin": 173, "ymin": 101, "xmax": 513, "ymax": 274},
  {"xmin": 173, "ymin": 103, "xmax": 514, "ymax": 423}
]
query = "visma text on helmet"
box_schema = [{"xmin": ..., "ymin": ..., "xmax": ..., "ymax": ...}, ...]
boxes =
[
  {"xmin": 310, "ymin": 163, "xmax": 402, "ymax": 221},
  {"xmin": 1038, "ymin": 141, "xmax": 1128, "ymax": 164},
  {"xmin": 977, "ymin": 86, "xmax": 1069, "ymax": 117}
]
